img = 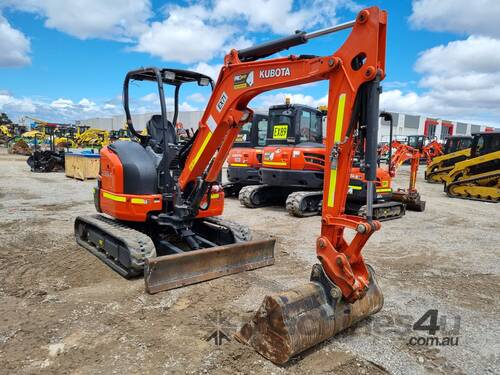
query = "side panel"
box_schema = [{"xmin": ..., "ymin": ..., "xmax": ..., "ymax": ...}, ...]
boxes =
[
  {"xmin": 99, "ymin": 189, "xmax": 162, "ymax": 222},
  {"xmin": 100, "ymin": 147, "xmax": 124, "ymax": 194}
]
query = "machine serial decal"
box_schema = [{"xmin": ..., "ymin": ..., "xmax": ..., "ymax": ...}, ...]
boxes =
[
  {"xmin": 216, "ymin": 92, "xmax": 228, "ymax": 112},
  {"xmin": 259, "ymin": 67, "xmax": 291, "ymax": 79},
  {"xmin": 234, "ymin": 71, "xmax": 254, "ymax": 89}
]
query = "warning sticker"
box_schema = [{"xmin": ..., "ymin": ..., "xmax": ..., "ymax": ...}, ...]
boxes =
[
  {"xmin": 233, "ymin": 71, "xmax": 254, "ymax": 89},
  {"xmin": 272, "ymin": 124, "xmax": 288, "ymax": 139}
]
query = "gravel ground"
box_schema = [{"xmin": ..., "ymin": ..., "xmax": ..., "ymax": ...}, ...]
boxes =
[{"xmin": 0, "ymin": 148, "xmax": 498, "ymax": 374}]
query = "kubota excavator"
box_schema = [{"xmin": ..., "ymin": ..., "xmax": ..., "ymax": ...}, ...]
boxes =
[
  {"xmin": 425, "ymin": 135, "xmax": 472, "ymax": 183},
  {"xmin": 387, "ymin": 139, "xmax": 426, "ymax": 211},
  {"xmin": 240, "ymin": 108, "xmax": 406, "ymax": 220},
  {"xmin": 75, "ymin": 6, "xmax": 387, "ymax": 363},
  {"xmin": 223, "ymin": 113, "xmax": 269, "ymax": 196},
  {"xmin": 405, "ymin": 134, "xmax": 442, "ymax": 164},
  {"xmin": 238, "ymin": 103, "xmax": 325, "ymax": 215}
]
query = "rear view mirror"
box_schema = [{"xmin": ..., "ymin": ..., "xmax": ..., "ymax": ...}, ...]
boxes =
[{"xmin": 199, "ymin": 77, "xmax": 210, "ymax": 86}]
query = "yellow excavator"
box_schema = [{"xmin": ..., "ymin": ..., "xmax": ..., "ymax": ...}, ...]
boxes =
[
  {"xmin": 443, "ymin": 131, "xmax": 499, "ymax": 202},
  {"xmin": 75, "ymin": 127, "xmax": 110, "ymax": 147},
  {"xmin": 425, "ymin": 135, "xmax": 472, "ymax": 183},
  {"xmin": 0, "ymin": 124, "xmax": 13, "ymax": 144}
]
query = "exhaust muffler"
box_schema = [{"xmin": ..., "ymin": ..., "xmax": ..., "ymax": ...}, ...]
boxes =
[{"xmin": 235, "ymin": 264, "xmax": 383, "ymax": 364}]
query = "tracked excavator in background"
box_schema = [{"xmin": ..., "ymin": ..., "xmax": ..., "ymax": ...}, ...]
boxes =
[
  {"xmin": 223, "ymin": 113, "xmax": 269, "ymax": 196},
  {"xmin": 425, "ymin": 135, "xmax": 472, "ymax": 183},
  {"xmin": 443, "ymin": 131, "xmax": 499, "ymax": 202},
  {"xmin": 75, "ymin": 6, "xmax": 387, "ymax": 363},
  {"xmin": 240, "ymin": 109, "xmax": 407, "ymax": 220},
  {"xmin": 27, "ymin": 123, "xmax": 66, "ymax": 173},
  {"xmin": 405, "ymin": 134, "xmax": 442, "ymax": 164},
  {"xmin": 386, "ymin": 139, "xmax": 426, "ymax": 211},
  {"xmin": 238, "ymin": 103, "xmax": 326, "ymax": 215}
]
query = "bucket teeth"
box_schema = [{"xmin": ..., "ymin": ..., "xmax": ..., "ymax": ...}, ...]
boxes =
[{"xmin": 235, "ymin": 264, "xmax": 383, "ymax": 364}]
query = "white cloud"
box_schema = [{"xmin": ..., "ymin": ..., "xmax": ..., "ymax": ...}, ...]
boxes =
[
  {"xmin": 0, "ymin": 91, "xmax": 36, "ymax": 112},
  {"xmin": 410, "ymin": 0, "xmax": 500, "ymax": 38},
  {"xmin": 134, "ymin": 5, "xmax": 234, "ymax": 63},
  {"xmin": 415, "ymin": 36, "xmax": 500, "ymax": 76},
  {"xmin": 213, "ymin": 0, "xmax": 361, "ymax": 34},
  {"xmin": 380, "ymin": 35, "xmax": 500, "ymax": 126},
  {"xmin": 380, "ymin": 3, "xmax": 500, "ymax": 127},
  {"xmin": 50, "ymin": 98, "xmax": 74, "ymax": 109},
  {"xmin": 189, "ymin": 62, "xmax": 222, "ymax": 80},
  {"xmin": 254, "ymin": 92, "xmax": 327, "ymax": 108},
  {"xmin": 187, "ymin": 93, "xmax": 207, "ymax": 103},
  {"xmin": 4, "ymin": 0, "xmax": 152, "ymax": 41},
  {"xmin": 0, "ymin": 13, "xmax": 31, "ymax": 67},
  {"xmin": 140, "ymin": 93, "xmax": 159, "ymax": 102},
  {"xmin": 134, "ymin": 1, "xmax": 359, "ymax": 64},
  {"xmin": 179, "ymin": 101, "xmax": 197, "ymax": 111}
]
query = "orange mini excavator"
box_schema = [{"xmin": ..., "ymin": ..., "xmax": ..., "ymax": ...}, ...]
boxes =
[
  {"xmin": 223, "ymin": 113, "xmax": 269, "ymax": 196},
  {"xmin": 75, "ymin": 6, "xmax": 387, "ymax": 363}
]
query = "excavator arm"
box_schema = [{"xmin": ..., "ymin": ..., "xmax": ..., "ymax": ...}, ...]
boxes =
[{"xmin": 178, "ymin": 7, "xmax": 387, "ymax": 304}]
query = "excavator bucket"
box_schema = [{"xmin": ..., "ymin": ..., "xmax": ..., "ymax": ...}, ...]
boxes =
[
  {"xmin": 235, "ymin": 264, "xmax": 383, "ymax": 364},
  {"xmin": 144, "ymin": 238, "xmax": 275, "ymax": 294}
]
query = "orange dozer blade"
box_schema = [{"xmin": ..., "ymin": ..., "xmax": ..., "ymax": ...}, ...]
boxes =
[
  {"xmin": 235, "ymin": 264, "xmax": 383, "ymax": 364},
  {"xmin": 144, "ymin": 238, "xmax": 275, "ymax": 294}
]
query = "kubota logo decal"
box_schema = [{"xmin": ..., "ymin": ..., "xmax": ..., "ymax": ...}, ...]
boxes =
[{"xmin": 259, "ymin": 67, "xmax": 291, "ymax": 79}]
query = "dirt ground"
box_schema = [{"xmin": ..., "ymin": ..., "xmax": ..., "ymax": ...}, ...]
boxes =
[{"xmin": 0, "ymin": 148, "xmax": 498, "ymax": 375}]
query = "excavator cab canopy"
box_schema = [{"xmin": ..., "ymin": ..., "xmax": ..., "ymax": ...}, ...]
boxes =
[
  {"xmin": 234, "ymin": 113, "xmax": 269, "ymax": 148},
  {"xmin": 122, "ymin": 67, "xmax": 214, "ymax": 146},
  {"xmin": 406, "ymin": 135, "xmax": 427, "ymax": 151},
  {"xmin": 266, "ymin": 104, "xmax": 323, "ymax": 146}
]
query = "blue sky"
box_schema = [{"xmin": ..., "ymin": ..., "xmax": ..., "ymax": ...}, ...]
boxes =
[{"xmin": 0, "ymin": 1, "xmax": 499, "ymax": 126}]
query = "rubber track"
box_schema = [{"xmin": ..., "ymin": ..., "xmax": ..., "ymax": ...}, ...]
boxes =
[
  {"xmin": 75, "ymin": 214, "xmax": 156, "ymax": 275},
  {"xmin": 238, "ymin": 185, "xmax": 266, "ymax": 208},
  {"xmin": 445, "ymin": 171, "xmax": 499, "ymax": 202},
  {"xmin": 425, "ymin": 166, "xmax": 453, "ymax": 183},
  {"xmin": 203, "ymin": 216, "xmax": 252, "ymax": 242},
  {"xmin": 285, "ymin": 191, "xmax": 322, "ymax": 217}
]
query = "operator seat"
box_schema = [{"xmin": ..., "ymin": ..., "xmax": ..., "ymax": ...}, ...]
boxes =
[{"xmin": 146, "ymin": 114, "xmax": 176, "ymax": 152}]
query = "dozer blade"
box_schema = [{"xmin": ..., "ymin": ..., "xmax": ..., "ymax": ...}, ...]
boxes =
[
  {"xmin": 235, "ymin": 264, "xmax": 383, "ymax": 364},
  {"xmin": 144, "ymin": 238, "xmax": 275, "ymax": 294}
]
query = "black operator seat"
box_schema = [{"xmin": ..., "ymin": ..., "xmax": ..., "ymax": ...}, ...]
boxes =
[{"xmin": 146, "ymin": 114, "xmax": 176, "ymax": 152}]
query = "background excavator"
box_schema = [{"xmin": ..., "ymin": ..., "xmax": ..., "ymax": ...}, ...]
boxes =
[
  {"xmin": 240, "ymin": 108, "xmax": 408, "ymax": 220},
  {"xmin": 74, "ymin": 6, "xmax": 388, "ymax": 364},
  {"xmin": 406, "ymin": 134, "xmax": 442, "ymax": 164},
  {"xmin": 26, "ymin": 123, "xmax": 66, "ymax": 172},
  {"xmin": 238, "ymin": 103, "xmax": 325, "ymax": 215},
  {"xmin": 223, "ymin": 113, "xmax": 268, "ymax": 196},
  {"xmin": 425, "ymin": 135, "xmax": 472, "ymax": 183},
  {"xmin": 443, "ymin": 131, "xmax": 499, "ymax": 202}
]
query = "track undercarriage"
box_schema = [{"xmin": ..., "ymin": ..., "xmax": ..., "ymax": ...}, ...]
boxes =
[
  {"xmin": 75, "ymin": 214, "xmax": 275, "ymax": 290},
  {"xmin": 239, "ymin": 185, "xmax": 406, "ymax": 220}
]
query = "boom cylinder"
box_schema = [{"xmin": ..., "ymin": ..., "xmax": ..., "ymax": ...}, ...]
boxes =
[{"xmin": 363, "ymin": 76, "xmax": 382, "ymax": 221}]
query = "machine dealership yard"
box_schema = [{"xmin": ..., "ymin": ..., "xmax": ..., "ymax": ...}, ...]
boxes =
[{"xmin": 0, "ymin": 148, "xmax": 498, "ymax": 374}]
